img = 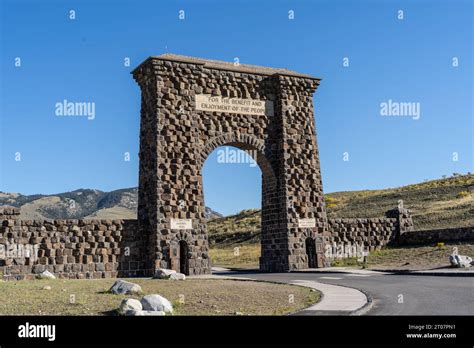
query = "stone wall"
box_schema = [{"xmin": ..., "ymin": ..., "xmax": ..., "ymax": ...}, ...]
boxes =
[
  {"xmin": 397, "ymin": 227, "xmax": 474, "ymax": 246},
  {"xmin": 326, "ymin": 207, "xmax": 414, "ymax": 254},
  {"xmin": 327, "ymin": 216, "xmax": 399, "ymax": 252},
  {"xmin": 0, "ymin": 205, "xmax": 416, "ymax": 279},
  {"xmin": 326, "ymin": 206, "xmax": 474, "ymax": 259},
  {"xmin": 2, "ymin": 203, "xmax": 473, "ymax": 278},
  {"xmin": 0, "ymin": 205, "xmax": 20, "ymax": 221},
  {"xmin": 0, "ymin": 207, "xmax": 146, "ymax": 280}
]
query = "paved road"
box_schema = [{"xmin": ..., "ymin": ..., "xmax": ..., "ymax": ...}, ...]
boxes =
[{"xmin": 215, "ymin": 270, "xmax": 474, "ymax": 315}]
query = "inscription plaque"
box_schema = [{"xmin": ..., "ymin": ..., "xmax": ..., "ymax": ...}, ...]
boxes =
[
  {"xmin": 298, "ymin": 218, "xmax": 316, "ymax": 228},
  {"xmin": 170, "ymin": 219, "xmax": 193, "ymax": 230},
  {"xmin": 195, "ymin": 94, "xmax": 274, "ymax": 116}
]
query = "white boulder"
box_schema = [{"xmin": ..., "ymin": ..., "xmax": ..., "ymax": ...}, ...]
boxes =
[
  {"xmin": 118, "ymin": 298, "xmax": 143, "ymax": 315},
  {"xmin": 140, "ymin": 294, "xmax": 173, "ymax": 313},
  {"xmin": 449, "ymin": 254, "xmax": 472, "ymax": 268},
  {"xmin": 169, "ymin": 272, "xmax": 186, "ymax": 280},
  {"xmin": 109, "ymin": 280, "xmax": 142, "ymax": 295},
  {"xmin": 36, "ymin": 270, "xmax": 56, "ymax": 279},
  {"xmin": 153, "ymin": 268, "xmax": 177, "ymax": 279}
]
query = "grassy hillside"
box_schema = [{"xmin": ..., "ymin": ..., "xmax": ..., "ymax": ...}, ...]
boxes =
[
  {"xmin": 209, "ymin": 174, "xmax": 474, "ymax": 247},
  {"xmin": 208, "ymin": 209, "xmax": 261, "ymax": 247},
  {"xmin": 325, "ymin": 174, "xmax": 473, "ymax": 230}
]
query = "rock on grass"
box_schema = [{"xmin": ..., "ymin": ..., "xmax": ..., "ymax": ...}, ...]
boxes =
[
  {"xmin": 140, "ymin": 294, "xmax": 173, "ymax": 313},
  {"xmin": 449, "ymin": 254, "xmax": 473, "ymax": 268},
  {"xmin": 109, "ymin": 280, "xmax": 142, "ymax": 295},
  {"xmin": 36, "ymin": 271, "xmax": 56, "ymax": 280},
  {"xmin": 118, "ymin": 298, "xmax": 142, "ymax": 315},
  {"xmin": 169, "ymin": 273, "xmax": 186, "ymax": 280},
  {"xmin": 153, "ymin": 268, "xmax": 176, "ymax": 279}
]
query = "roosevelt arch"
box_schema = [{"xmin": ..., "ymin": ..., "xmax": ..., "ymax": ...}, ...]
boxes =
[{"xmin": 132, "ymin": 53, "xmax": 329, "ymax": 275}]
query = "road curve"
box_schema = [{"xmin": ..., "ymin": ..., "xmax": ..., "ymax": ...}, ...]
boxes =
[{"xmin": 213, "ymin": 270, "xmax": 474, "ymax": 315}]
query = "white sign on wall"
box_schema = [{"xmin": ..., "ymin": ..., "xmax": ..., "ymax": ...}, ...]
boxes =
[
  {"xmin": 195, "ymin": 94, "xmax": 274, "ymax": 117},
  {"xmin": 170, "ymin": 219, "xmax": 193, "ymax": 230},
  {"xmin": 298, "ymin": 218, "xmax": 316, "ymax": 228}
]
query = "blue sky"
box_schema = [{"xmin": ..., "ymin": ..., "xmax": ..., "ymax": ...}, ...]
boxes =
[{"xmin": 1, "ymin": 0, "xmax": 472, "ymax": 215}]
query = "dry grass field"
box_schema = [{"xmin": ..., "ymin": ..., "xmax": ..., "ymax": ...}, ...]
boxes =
[
  {"xmin": 210, "ymin": 242, "xmax": 474, "ymax": 271},
  {"xmin": 0, "ymin": 278, "xmax": 319, "ymax": 316}
]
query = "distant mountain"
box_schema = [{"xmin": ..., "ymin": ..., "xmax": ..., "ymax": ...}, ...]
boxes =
[
  {"xmin": 205, "ymin": 207, "xmax": 223, "ymax": 220},
  {"xmin": 0, "ymin": 188, "xmax": 222, "ymax": 220}
]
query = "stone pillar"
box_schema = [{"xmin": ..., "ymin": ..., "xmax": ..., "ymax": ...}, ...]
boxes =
[
  {"xmin": 260, "ymin": 75, "xmax": 329, "ymax": 271},
  {"xmin": 133, "ymin": 62, "xmax": 161, "ymax": 276},
  {"xmin": 133, "ymin": 58, "xmax": 211, "ymax": 276},
  {"xmin": 385, "ymin": 206, "xmax": 414, "ymax": 239}
]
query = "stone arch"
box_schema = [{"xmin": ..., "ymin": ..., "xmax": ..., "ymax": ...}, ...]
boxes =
[
  {"xmin": 196, "ymin": 133, "xmax": 276, "ymax": 184},
  {"xmin": 132, "ymin": 54, "xmax": 328, "ymax": 275}
]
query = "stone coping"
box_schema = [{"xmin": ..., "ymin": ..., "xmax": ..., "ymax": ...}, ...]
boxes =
[
  {"xmin": 0, "ymin": 205, "xmax": 20, "ymax": 215},
  {"xmin": 132, "ymin": 53, "xmax": 322, "ymax": 80}
]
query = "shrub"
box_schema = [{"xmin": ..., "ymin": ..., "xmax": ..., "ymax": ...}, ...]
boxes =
[{"xmin": 456, "ymin": 191, "xmax": 469, "ymax": 199}]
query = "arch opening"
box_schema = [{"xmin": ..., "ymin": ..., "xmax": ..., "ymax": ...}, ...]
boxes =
[
  {"xmin": 201, "ymin": 140, "xmax": 276, "ymax": 270},
  {"xmin": 197, "ymin": 134, "xmax": 277, "ymax": 186}
]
